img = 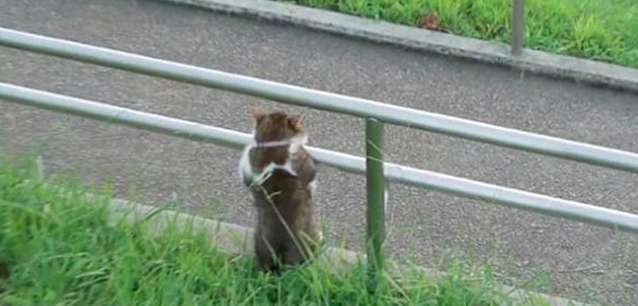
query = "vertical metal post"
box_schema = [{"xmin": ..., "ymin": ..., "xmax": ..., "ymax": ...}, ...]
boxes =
[
  {"xmin": 511, "ymin": 0, "xmax": 525, "ymax": 55},
  {"xmin": 365, "ymin": 118, "xmax": 385, "ymax": 288}
]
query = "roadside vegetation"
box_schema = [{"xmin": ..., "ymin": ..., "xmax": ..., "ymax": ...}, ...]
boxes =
[
  {"xmin": 0, "ymin": 153, "xmax": 550, "ymax": 305},
  {"xmin": 285, "ymin": 0, "xmax": 638, "ymax": 68}
]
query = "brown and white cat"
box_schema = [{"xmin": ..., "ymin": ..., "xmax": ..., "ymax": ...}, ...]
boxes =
[{"xmin": 239, "ymin": 110, "xmax": 322, "ymax": 272}]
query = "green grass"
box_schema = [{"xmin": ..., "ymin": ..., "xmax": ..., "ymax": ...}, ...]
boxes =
[
  {"xmin": 0, "ymin": 154, "xmax": 550, "ymax": 305},
  {"xmin": 285, "ymin": 0, "xmax": 638, "ymax": 68}
]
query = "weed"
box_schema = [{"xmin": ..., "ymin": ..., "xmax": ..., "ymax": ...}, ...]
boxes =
[
  {"xmin": 288, "ymin": 0, "xmax": 638, "ymax": 68},
  {"xmin": 0, "ymin": 155, "xmax": 548, "ymax": 305}
]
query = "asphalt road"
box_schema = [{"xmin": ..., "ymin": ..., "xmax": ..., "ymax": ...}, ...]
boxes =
[{"xmin": 1, "ymin": 0, "xmax": 637, "ymax": 304}]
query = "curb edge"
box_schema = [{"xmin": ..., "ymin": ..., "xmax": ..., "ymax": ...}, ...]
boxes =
[{"xmin": 159, "ymin": 0, "xmax": 638, "ymax": 93}]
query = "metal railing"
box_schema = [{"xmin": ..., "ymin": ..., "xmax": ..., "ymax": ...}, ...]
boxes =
[
  {"xmin": 511, "ymin": 0, "xmax": 525, "ymax": 55},
  {"xmin": 1, "ymin": 27, "xmax": 637, "ymax": 277},
  {"xmin": 2, "ymin": 28, "xmax": 637, "ymax": 173}
]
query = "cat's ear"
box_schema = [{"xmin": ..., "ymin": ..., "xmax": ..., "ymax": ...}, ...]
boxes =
[
  {"xmin": 250, "ymin": 107, "xmax": 265, "ymax": 123},
  {"xmin": 287, "ymin": 115, "xmax": 302, "ymax": 131}
]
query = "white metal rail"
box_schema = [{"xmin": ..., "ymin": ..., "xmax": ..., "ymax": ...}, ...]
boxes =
[
  {"xmin": 1, "ymin": 27, "xmax": 638, "ymax": 173},
  {"xmin": 1, "ymin": 83, "xmax": 637, "ymax": 234}
]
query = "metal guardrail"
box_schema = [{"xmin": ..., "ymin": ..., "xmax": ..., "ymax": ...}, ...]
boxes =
[
  {"xmin": 2, "ymin": 83, "xmax": 638, "ymax": 236},
  {"xmin": 511, "ymin": 0, "xmax": 525, "ymax": 55},
  {"xmin": 1, "ymin": 26, "xmax": 637, "ymax": 276},
  {"xmin": 1, "ymin": 27, "xmax": 638, "ymax": 174}
]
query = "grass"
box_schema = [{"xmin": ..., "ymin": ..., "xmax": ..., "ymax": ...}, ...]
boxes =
[
  {"xmin": 0, "ymin": 154, "xmax": 551, "ymax": 305},
  {"xmin": 284, "ymin": 0, "xmax": 638, "ymax": 68}
]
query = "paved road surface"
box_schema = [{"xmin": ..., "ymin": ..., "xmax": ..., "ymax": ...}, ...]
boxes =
[{"xmin": 1, "ymin": 0, "xmax": 637, "ymax": 304}]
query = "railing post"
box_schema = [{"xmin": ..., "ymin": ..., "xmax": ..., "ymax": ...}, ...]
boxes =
[
  {"xmin": 365, "ymin": 118, "xmax": 385, "ymax": 289},
  {"xmin": 511, "ymin": 0, "xmax": 525, "ymax": 55}
]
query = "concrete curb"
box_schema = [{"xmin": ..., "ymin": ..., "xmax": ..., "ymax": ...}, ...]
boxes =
[
  {"xmin": 160, "ymin": 0, "xmax": 638, "ymax": 93},
  {"xmin": 106, "ymin": 199, "xmax": 362, "ymax": 274},
  {"xmin": 106, "ymin": 198, "xmax": 587, "ymax": 306}
]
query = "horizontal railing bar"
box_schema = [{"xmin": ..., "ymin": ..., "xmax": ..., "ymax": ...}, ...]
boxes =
[
  {"xmin": 1, "ymin": 82, "xmax": 637, "ymax": 234},
  {"xmin": 1, "ymin": 28, "xmax": 638, "ymax": 174},
  {"xmin": 0, "ymin": 83, "xmax": 250, "ymax": 150}
]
